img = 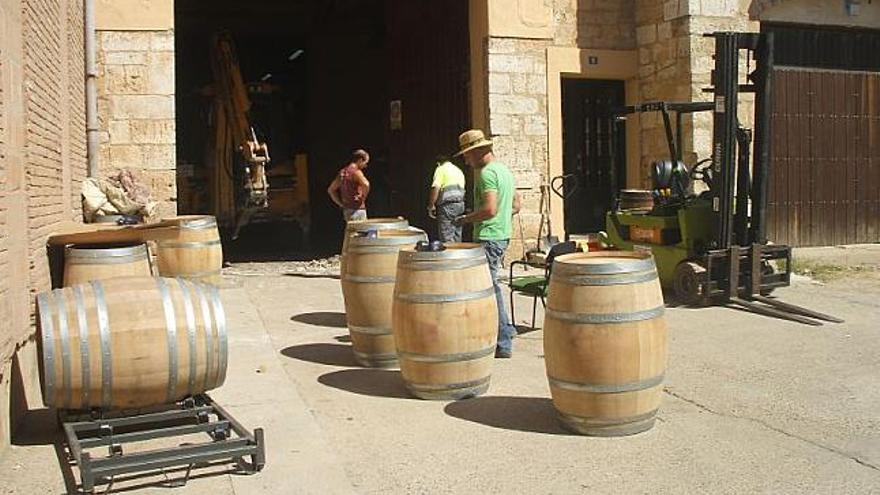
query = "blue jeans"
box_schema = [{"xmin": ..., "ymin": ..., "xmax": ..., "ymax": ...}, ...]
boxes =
[{"xmin": 481, "ymin": 239, "xmax": 517, "ymax": 352}]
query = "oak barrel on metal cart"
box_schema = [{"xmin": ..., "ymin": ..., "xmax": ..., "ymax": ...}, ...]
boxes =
[
  {"xmin": 156, "ymin": 215, "xmax": 223, "ymax": 285},
  {"xmin": 543, "ymin": 251, "xmax": 667, "ymax": 436},
  {"xmin": 36, "ymin": 276, "xmax": 228, "ymax": 410},
  {"xmin": 342, "ymin": 228, "xmax": 427, "ymax": 367},
  {"xmin": 392, "ymin": 244, "xmax": 498, "ymax": 400},
  {"xmin": 63, "ymin": 244, "xmax": 152, "ymax": 287},
  {"xmin": 340, "ymin": 217, "xmax": 408, "ymax": 274}
]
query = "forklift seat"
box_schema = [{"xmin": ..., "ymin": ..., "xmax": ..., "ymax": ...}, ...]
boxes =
[{"xmin": 508, "ymin": 241, "xmax": 579, "ymax": 329}]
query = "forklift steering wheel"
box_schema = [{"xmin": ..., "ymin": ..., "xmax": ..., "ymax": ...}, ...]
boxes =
[
  {"xmin": 550, "ymin": 174, "xmax": 578, "ymax": 200},
  {"xmin": 690, "ymin": 159, "xmax": 714, "ymax": 189}
]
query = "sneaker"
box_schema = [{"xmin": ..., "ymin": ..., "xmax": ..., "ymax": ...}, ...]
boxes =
[{"xmin": 495, "ymin": 348, "xmax": 512, "ymax": 359}]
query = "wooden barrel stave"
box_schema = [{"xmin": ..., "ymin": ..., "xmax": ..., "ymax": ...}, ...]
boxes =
[
  {"xmin": 37, "ymin": 276, "xmax": 227, "ymax": 410},
  {"xmin": 544, "ymin": 251, "xmax": 667, "ymax": 436},
  {"xmin": 63, "ymin": 244, "xmax": 152, "ymax": 286},
  {"xmin": 392, "ymin": 244, "xmax": 498, "ymax": 400},
  {"xmin": 342, "ymin": 228, "xmax": 425, "ymax": 367},
  {"xmin": 156, "ymin": 216, "xmax": 223, "ymax": 285}
]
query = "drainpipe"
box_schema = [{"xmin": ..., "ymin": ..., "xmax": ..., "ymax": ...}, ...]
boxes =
[{"xmin": 85, "ymin": 0, "xmax": 99, "ymax": 177}]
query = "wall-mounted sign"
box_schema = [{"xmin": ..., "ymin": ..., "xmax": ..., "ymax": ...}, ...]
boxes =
[{"xmin": 390, "ymin": 100, "xmax": 402, "ymax": 130}]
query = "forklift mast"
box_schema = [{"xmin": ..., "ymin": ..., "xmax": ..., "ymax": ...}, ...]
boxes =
[{"xmin": 708, "ymin": 32, "xmax": 774, "ymax": 251}]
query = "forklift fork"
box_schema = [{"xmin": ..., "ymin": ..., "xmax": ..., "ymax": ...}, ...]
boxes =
[{"xmin": 724, "ymin": 245, "xmax": 843, "ymax": 326}]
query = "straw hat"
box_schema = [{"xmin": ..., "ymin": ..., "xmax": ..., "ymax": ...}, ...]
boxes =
[{"xmin": 454, "ymin": 129, "xmax": 493, "ymax": 156}]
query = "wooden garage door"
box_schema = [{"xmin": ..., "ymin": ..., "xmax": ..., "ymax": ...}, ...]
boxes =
[
  {"xmin": 766, "ymin": 68, "xmax": 880, "ymax": 246},
  {"xmin": 386, "ymin": 0, "xmax": 471, "ymax": 231}
]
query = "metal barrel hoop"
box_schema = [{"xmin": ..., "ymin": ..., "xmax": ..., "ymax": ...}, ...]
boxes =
[
  {"xmin": 36, "ymin": 293, "xmax": 57, "ymax": 406},
  {"xmin": 90, "ymin": 280, "xmax": 113, "ymax": 408},
  {"xmin": 73, "ymin": 285, "xmax": 91, "ymax": 408},
  {"xmin": 52, "ymin": 289, "xmax": 73, "ymax": 409},
  {"xmin": 156, "ymin": 278, "xmax": 179, "ymax": 403},
  {"xmin": 66, "ymin": 244, "xmax": 149, "ymax": 264}
]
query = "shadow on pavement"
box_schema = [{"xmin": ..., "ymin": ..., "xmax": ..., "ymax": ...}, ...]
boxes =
[
  {"xmin": 334, "ymin": 334, "xmax": 352, "ymax": 343},
  {"xmin": 444, "ymin": 396, "xmax": 568, "ymax": 435},
  {"xmin": 280, "ymin": 343, "xmax": 358, "ymax": 367},
  {"xmin": 317, "ymin": 369, "xmax": 411, "ymax": 399},
  {"xmin": 291, "ymin": 311, "xmax": 347, "ymax": 328}
]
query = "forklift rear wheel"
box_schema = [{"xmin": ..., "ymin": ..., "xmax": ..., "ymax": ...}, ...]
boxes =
[{"xmin": 674, "ymin": 261, "xmax": 708, "ymax": 306}]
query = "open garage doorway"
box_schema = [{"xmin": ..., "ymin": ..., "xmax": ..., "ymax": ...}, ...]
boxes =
[{"xmin": 174, "ymin": 0, "xmax": 471, "ymax": 259}]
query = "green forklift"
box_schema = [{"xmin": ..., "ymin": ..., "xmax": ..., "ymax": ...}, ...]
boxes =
[{"xmin": 604, "ymin": 32, "xmax": 841, "ymax": 326}]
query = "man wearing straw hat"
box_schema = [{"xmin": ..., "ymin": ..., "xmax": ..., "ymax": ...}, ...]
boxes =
[
  {"xmin": 453, "ymin": 129, "xmax": 520, "ymax": 359},
  {"xmin": 327, "ymin": 149, "xmax": 371, "ymax": 222}
]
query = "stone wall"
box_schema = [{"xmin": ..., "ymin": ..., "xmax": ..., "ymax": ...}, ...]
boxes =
[
  {"xmin": 576, "ymin": 0, "xmax": 637, "ymax": 50},
  {"xmin": 487, "ymin": 37, "xmax": 551, "ymax": 251},
  {"xmin": 483, "ymin": 0, "xmax": 640, "ymax": 253},
  {"xmin": 96, "ymin": 30, "xmax": 177, "ymax": 218},
  {"xmin": 0, "ymin": 0, "xmax": 87, "ymax": 453},
  {"xmin": 633, "ymin": 0, "xmax": 697, "ymax": 184},
  {"xmin": 688, "ymin": 1, "xmax": 758, "ymax": 170}
]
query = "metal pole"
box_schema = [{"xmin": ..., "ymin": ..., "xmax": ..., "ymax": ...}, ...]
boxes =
[
  {"xmin": 751, "ymin": 32, "xmax": 775, "ymax": 244},
  {"xmin": 711, "ymin": 32, "xmax": 739, "ymax": 250},
  {"xmin": 85, "ymin": 0, "xmax": 99, "ymax": 177}
]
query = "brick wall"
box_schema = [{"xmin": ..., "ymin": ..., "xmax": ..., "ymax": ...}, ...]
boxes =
[
  {"xmin": 97, "ymin": 30, "xmax": 177, "ymax": 218},
  {"xmin": 0, "ymin": 0, "xmax": 87, "ymax": 453}
]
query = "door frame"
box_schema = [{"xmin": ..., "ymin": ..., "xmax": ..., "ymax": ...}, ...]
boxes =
[{"xmin": 547, "ymin": 47, "xmax": 639, "ymax": 239}]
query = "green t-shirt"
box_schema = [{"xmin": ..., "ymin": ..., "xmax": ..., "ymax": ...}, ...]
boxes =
[{"xmin": 474, "ymin": 161, "xmax": 515, "ymax": 241}]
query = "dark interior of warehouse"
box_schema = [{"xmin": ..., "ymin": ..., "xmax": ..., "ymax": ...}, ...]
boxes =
[{"xmin": 174, "ymin": 0, "xmax": 472, "ymax": 259}]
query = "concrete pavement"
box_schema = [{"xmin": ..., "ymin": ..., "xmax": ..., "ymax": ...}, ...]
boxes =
[{"xmin": 2, "ymin": 264, "xmax": 879, "ymax": 494}]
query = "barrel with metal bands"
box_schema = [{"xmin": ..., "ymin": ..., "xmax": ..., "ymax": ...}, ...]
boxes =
[
  {"xmin": 544, "ymin": 251, "xmax": 668, "ymax": 436},
  {"xmin": 392, "ymin": 243, "xmax": 498, "ymax": 400},
  {"xmin": 156, "ymin": 215, "xmax": 223, "ymax": 285},
  {"xmin": 37, "ymin": 276, "xmax": 228, "ymax": 410},
  {"xmin": 341, "ymin": 228, "xmax": 427, "ymax": 368},
  {"xmin": 63, "ymin": 244, "xmax": 152, "ymax": 287}
]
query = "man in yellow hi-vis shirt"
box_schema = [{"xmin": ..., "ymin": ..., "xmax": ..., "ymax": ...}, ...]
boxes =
[{"xmin": 427, "ymin": 156, "xmax": 466, "ymax": 242}]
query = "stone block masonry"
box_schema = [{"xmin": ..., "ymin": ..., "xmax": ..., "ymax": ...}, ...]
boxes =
[
  {"xmin": 97, "ymin": 30, "xmax": 177, "ymax": 218},
  {"xmin": 485, "ymin": 37, "xmax": 550, "ymax": 257}
]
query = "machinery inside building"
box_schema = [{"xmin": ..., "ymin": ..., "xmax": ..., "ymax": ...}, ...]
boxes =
[{"xmin": 174, "ymin": 0, "xmax": 472, "ymax": 255}]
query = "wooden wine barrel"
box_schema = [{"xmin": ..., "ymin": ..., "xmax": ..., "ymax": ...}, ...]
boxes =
[
  {"xmin": 340, "ymin": 217, "xmax": 408, "ymax": 274},
  {"xmin": 342, "ymin": 228, "xmax": 427, "ymax": 367},
  {"xmin": 36, "ymin": 276, "xmax": 228, "ymax": 410},
  {"xmin": 63, "ymin": 244, "xmax": 152, "ymax": 287},
  {"xmin": 619, "ymin": 189, "xmax": 654, "ymax": 211},
  {"xmin": 156, "ymin": 215, "xmax": 223, "ymax": 285},
  {"xmin": 544, "ymin": 251, "xmax": 667, "ymax": 436},
  {"xmin": 392, "ymin": 244, "xmax": 498, "ymax": 400}
]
